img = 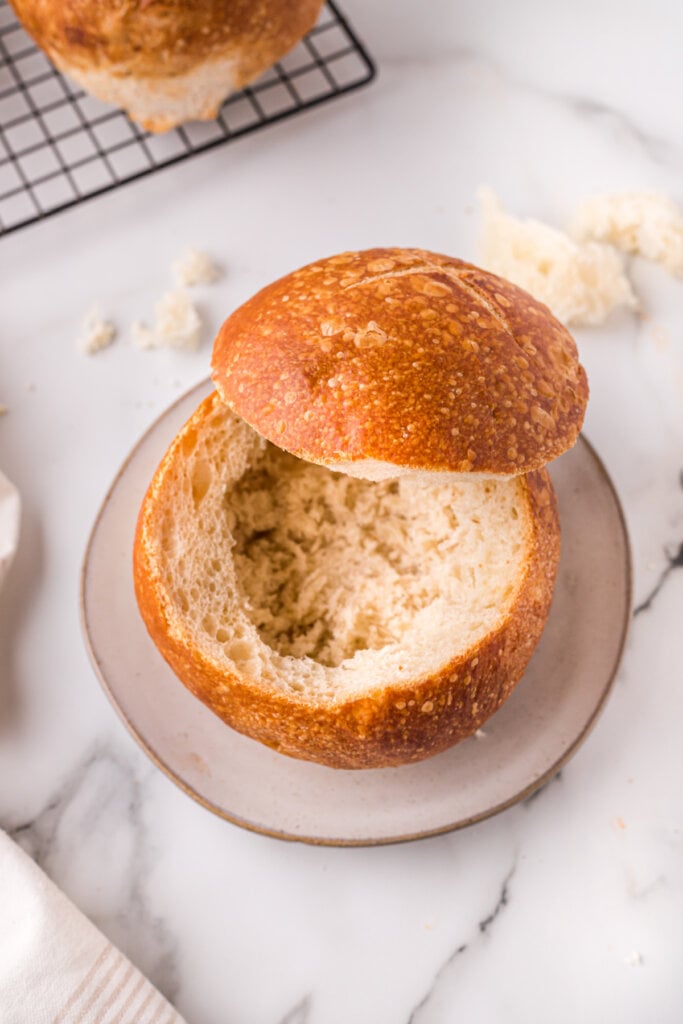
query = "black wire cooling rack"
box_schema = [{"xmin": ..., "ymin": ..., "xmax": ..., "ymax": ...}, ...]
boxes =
[{"xmin": 0, "ymin": 1, "xmax": 375, "ymax": 235}]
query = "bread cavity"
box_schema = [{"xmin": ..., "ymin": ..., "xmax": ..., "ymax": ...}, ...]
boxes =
[{"xmin": 151, "ymin": 396, "xmax": 533, "ymax": 699}]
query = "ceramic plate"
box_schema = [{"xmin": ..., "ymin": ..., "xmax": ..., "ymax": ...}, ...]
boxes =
[{"xmin": 81, "ymin": 380, "xmax": 632, "ymax": 846}]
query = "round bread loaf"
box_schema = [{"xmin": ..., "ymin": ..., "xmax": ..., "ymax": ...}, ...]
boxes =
[
  {"xmin": 9, "ymin": 0, "xmax": 323, "ymax": 131},
  {"xmin": 212, "ymin": 248, "xmax": 588, "ymax": 481},
  {"xmin": 134, "ymin": 390, "xmax": 560, "ymax": 769}
]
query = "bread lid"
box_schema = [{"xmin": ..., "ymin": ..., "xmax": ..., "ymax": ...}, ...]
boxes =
[{"xmin": 211, "ymin": 248, "xmax": 588, "ymax": 480}]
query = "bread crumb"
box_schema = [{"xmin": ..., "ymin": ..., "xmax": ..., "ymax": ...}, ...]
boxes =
[
  {"xmin": 613, "ymin": 815, "xmax": 627, "ymax": 830},
  {"xmin": 474, "ymin": 728, "xmax": 487, "ymax": 740},
  {"xmin": 172, "ymin": 248, "xmax": 220, "ymax": 287},
  {"xmin": 477, "ymin": 186, "xmax": 638, "ymax": 326},
  {"xmin": 0, "ymin": 404, "xmax": 7, "ymax": 417},
  {"xmin": 133, "ymin": 289, "xmax": 201, "ymax": 351},
  {"xmin": 624, "ymin": 951, "xmax": 644, "ymax": 967},
  {"xmin": 77, "ymin": 304, "xmax": 117, "ymax": 355},
  {"xmin": 156, "ymin": 289, "xmax": 201, "ymax": 350},
  {"xmin": 573, "ymin": 191, "xmax": 683, "ymax": 276}
]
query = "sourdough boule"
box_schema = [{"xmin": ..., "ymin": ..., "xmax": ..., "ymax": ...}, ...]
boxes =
[
  {"xmin": 134, "ymin": 249, "xmax": 586, "ymax": 768},
  {"xmin": 9, "ymin": 0, "xmax": 323, "ymax": 132}
]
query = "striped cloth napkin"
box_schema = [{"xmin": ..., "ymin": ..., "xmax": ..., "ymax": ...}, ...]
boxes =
[{"xmin": 0, "ymin": 831, "xmax": 187, "ymax": 1024}]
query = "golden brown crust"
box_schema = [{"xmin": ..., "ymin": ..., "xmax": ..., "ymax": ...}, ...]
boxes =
[
  {"xmin": 9, "ymin": 0, "xmax": 322, "ymax": 85},
  {"xmin": 133, "ymin": 394, "xmax": 560, "ymax": 769},
  {"xmin": 211, "ymin": 248, "xmax": 588, "ymax": 477}
]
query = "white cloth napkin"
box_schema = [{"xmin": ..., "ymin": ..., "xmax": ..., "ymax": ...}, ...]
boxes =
[
  {"xmin": 0, "ymin": 831, "xmax": 187, "ymax": 1024},
  {"xmin": 0, "ymin": 478, "xmax": 186, "ymax": 1022}
]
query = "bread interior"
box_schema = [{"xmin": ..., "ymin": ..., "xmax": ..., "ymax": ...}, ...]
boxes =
[{"xmin": 153, "ymin": 398, "xmax": 532, "ymax": 698}]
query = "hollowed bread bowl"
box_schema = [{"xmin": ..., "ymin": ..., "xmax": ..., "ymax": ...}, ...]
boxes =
[{"xmin": 134, "ymin": 249, "xmax": 588, "ymax": 768}]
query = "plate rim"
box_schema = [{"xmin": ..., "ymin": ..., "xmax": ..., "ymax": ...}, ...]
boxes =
[{"xmin": 80, "ymin": 379, "xmax": 633, "ymax": 847}]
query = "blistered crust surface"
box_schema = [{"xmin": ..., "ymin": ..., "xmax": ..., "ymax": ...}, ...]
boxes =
[
  {"xmin": 9, "ymin": 0, "xmax": 322, "ymax": 86},
  {"xmin": 212, "ymin": 248, "xmax": 588, "ymax": 477}
]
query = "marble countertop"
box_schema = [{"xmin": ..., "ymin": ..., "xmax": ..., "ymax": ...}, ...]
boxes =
[{"xmin": 1, "ymin": 1, "xmax": 682, "ymax": 1020}]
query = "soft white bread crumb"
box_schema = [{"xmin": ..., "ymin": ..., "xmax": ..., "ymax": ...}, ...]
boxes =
[
  {"xmin": 77, "ymin": 305, "xmax": 117, "ymax": 355},
  {"xmin": 155, "ymin": 289, "xmax": 201, "ymax": 350},
  {"xmin": 573, "ymin": 190, "xmax": 683, "ymax": 276},
  {"xmin": 133, "ymin": 289, "xmax": 201, "ymax": 351},
  {"xmin": 477, "ymin": 186, "xmax": 637, "ymax": 326},
  {"xmin": 172, "ymin": 249, "xmax": 221, "ymax": 287},
  {"xmin": 146, "ymin": 399, "xmax": 534, "ymax": 694}
]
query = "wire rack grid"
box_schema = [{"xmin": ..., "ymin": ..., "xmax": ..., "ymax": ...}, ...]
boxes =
[{"xmin": 0, "ymin": 1, "xmax": 375, "ymax": 236}]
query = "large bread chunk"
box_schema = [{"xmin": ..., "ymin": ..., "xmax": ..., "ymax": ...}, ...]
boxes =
[
  {"xmin": 134, "ymin": 391, "xmax": 561, "ymax": 769},
  {"xmin": 212, "ymin": 248, "xmax": 588, "ymax": 481},
  {"xmin": 9, "ymin": 0, "xmax": 323, "ymax": 131}
]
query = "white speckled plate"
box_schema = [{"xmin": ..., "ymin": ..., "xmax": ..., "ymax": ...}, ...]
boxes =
[{"xmin": 81, "ymin": 379, "xmax": 632, "ymax": 846}]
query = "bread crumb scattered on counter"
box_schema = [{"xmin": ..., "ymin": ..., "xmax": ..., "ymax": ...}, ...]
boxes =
[
  {"xmin": 573, "ymin": 190, "xmax": 683, "ymax": 277},
  {"xmin": 473, "ymin": 728, "xmax": 487, "ymax": 740},
  {"xmin": 172, "ymin": 248, "xmax": 221, "ymax": 287},
  {"xmin": 0, "ymin": 404, "xmax": 8, "ymax": 416},
  {"xmin": 477, "ymin": 186, "xmax": 638, "ymax": 326},
  {"xmin": 624, "ymin": 951, "xmax": 644, "ymax": 967},
  {"xmin": 133, "ymin": 289, "xmax": 202, "ymax": 352},
  {"xmin": 77, "ymin": 304, "xmax": 117, "ymax": 355}
]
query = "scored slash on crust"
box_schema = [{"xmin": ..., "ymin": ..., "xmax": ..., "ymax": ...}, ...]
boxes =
[
  {"xmin": 343, "ymin": 262, "xmax": 515, "ymax": 336},
  {"xmin": 211, "ymin": 247, "xmax": 589, "ymax": 480}
]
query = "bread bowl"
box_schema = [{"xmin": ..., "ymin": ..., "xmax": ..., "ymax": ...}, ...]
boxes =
[
  {"xmin": 134, "ymin": 248, "xmax": 588, "ymax": 769},
  {"xmin": 9, "ymin": 0, "xmax": 323, "ymax": 131}
]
